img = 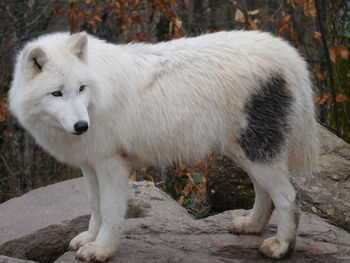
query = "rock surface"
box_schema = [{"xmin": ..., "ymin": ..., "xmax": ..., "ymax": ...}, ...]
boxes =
[
  {"xmin": 0, "ymin": 256, "xmax": 37, "ymax": 263},
  {"xmin": 1, "ymin": 178, "xmax": 350, "ymax": 263},
  {"xmin": 207, "ymin": 125, "xmax": 350, "ymax": 231},
  {"xmin": 295, "ymin": 125, "xmax": 350, "ymax": 231},
  {"xmin": 0, "ymin": 179, "xmax": 90, "ymax": 262}
]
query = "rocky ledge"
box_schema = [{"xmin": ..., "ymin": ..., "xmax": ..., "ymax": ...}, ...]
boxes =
[{"xmin": 0, "ymin": 178, "xmax": 349, "ymax": 263}]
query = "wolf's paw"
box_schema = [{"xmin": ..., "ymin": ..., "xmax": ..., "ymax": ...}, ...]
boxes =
[
  {"xmin": 259, "ymin": 236, "xmax": 291, "ymax": 259},
  {"xmin": 69, "ymin": 231, "xmax": 96, "ymax": 251},
  {"xmin": 228, "ymin": 216, "xmax": 263, "ymax": 235},
  {"xmin": 76, "ymin": 242, "xmax": 115, "ymax": 262}
]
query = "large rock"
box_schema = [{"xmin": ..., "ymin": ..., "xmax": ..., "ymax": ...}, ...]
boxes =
[
  {"xmin": 296, "ymin": 126, "xmax": 350, "ymax": 231},
  {"xmin": 0, "ymin": 179, "xmax": 90, "ymax": 262},
  {"xmin": 1, "ymin": 178, "xmax": 350, "ymax": 262},
  {"xmin": 0, "ymin": 256, "xmax": 37, "ymax": 263},
  {"xmin": 207, "ymin": 125, "xmax": 350, "ymax": 231}
]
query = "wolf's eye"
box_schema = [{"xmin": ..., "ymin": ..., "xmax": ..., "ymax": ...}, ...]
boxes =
[
  {"xmin": 51, "ymin": 91, "xmax": 63, "ymax": 97},
  {"xmin": 79, "ymin": 85, "xmax": 86, "ymax": 93}
]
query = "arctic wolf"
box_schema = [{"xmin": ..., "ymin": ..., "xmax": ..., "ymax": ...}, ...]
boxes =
[{"xmin": 9, "ymin": 31, "xmax": 319, "ymax": 261}]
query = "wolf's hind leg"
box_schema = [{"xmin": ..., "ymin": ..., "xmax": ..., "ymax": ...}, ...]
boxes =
[
  {"xmin": 247, "ymin": 160, "xmax": 298, "ymax": 259},
  {"xmin": 69, "ymin": 166, "xmax": 101, "ymax": 250},
  {"xmin": 229, "ymin": 177, "xmax": 273, "ymax": 234}
]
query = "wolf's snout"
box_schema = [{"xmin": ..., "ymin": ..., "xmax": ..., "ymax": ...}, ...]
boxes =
[{"xmin": 74, "ymin": 121, "xmax": 89, "ymax": 135}]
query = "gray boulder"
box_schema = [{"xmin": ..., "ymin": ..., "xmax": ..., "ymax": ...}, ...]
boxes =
[
  {"xmin": 0, "ymin": 178, "xmax": 349, "ymax": 262},
  {"xmin": 0, "ymin": 179, "xmax": 90, "ymax": 262},
  {"xmin": 0, "ymin": 256, "xmax": 37, "ymax": 263}
]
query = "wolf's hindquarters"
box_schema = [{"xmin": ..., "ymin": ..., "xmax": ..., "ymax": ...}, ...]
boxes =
[{"xmin": 227, "ymin": 68, "xmax": 318, "ymax": 258}]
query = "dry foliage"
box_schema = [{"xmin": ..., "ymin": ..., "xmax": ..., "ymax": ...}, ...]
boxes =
[
  {"xmin": 171, "ymin": 159, "xmax": 211, "ymax": 218},
  {"xmin": 314, "ymin": 92, "xmax": 348, "ymax": 104},
  {"xmin": 65, "ymin": 0, "xmax": 183, "ymax": 42},
  {"xmin": 328, "ymin": 45, "xmax": 349, "ymax": 64},
  {"xmin": 0, "ymin": 98, "xmax": 10, "ymax": 123}
]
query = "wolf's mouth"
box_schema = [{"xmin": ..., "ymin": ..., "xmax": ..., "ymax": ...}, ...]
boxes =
[{"xmin": 71, "ymin": 131, "xmax": 85, "ymax": 136}]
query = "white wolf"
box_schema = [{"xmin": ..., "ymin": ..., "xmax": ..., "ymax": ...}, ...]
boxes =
[{"xmin": 9, "ymin": 31, "xmax": 319, "ymax": 261}]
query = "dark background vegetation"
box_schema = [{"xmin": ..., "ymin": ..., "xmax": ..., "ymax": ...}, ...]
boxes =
[{"xmin": 0, "ymin": 0, "xmax": 349, "ymax": 205}]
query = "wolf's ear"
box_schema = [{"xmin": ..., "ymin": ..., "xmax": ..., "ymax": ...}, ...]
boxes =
[
  {"xmin": 69, "ymin": 32, "xmax": 88, "ymax": 59},
  {"xmin": 23, "ymin": 47, "xmax": 47, "ymax": 77}
]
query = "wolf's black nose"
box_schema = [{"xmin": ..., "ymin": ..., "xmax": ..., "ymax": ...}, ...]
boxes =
[{"xmin": 74, "ymin": 121, "xmax": 89, "ymax": 134}]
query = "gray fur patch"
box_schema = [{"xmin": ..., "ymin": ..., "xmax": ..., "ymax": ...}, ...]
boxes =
[{"xmin": 238, "ymin": 73, "xmax": 293, "ymax": 163}]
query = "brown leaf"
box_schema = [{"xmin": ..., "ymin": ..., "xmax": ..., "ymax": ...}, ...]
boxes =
[
  {"xmin": 314, "ymin": 92, "xmax": 331, "ymax": 104},
  {"xmin": 289, "ymin": 22, "xmax": 295, "ymax": 40},
  {"xmin": 314, "ymin": 96, "xmax": 323, "ymax": 104},
  {"xmin": 178, "ymin": 196, "xmax": 184, "ymax": 205},
  {"xmin": 287, "ymin": 0, "xmax": 297, "ymax": 8},
  {"xmin": 135, "ymin": 32, "xmax": 149, "ymax": 42},
  {"xmin": 130, "ymin": 171, "xmax": 137, "ymax": 181},
  {"xmin": 182, "ymin": 184, "xmax": 192, "ymax": 195},
  {"xmin": 178, "ymin": 162, "xmax": 186, "ymax": 171},
  {"xmin": 186, "ymin": 172, "xmax": 195, "ymax": 186},
  {"xmin": 248, "ymin": 18, "xmax": 258, "ymax": 30},
  {"xmin": 88, "ymin": 19, "xmax": 96, "ymax": 28},
  {"xmin": 282, "ymin": 14, "xmax": 292, "ymax": 23},
  {"xmin": 97, "ymin": 3, "xmax": 105, "ymax": 11},
  {"xmin": 314, "ymin": 31, "xmax": 321, "ymax": 39},
  {"xmin": 303, "ymin": 0, "xmax": 316, "ymax": 17},
  {"xmin": 314, "ymin": 70, "xmax": 326, "ymax": 80},
  {"xmin": 300, "ymin": 22, "xmax": 309, "ymax": 28},
  {"xmin": 77, "ymin": 10, "xmax": 86, "ymax": 21},
  {"xmin": 197, "ymin": 182, "xmax": 207, "ymax": 195},
  {"xmin": 328, "ymin": 46, "xmax": 337, "ymax": 63},
  {"xmin": 126, "ymin": 17, "xmax": 133, "ymax": 26},
  {"xmin": 235, "ymin": 8, "xmax": 245, "ymax": 23},
  {"xmin": 174, "ymin": 182, "xmax": 182, "ymax": 195},
  {"xmin": 336, "ymin": 93, "xmax": 348, "ymax": 102},
  {"xmin": 278, "ymin": 22, "xmax": 289, "ymax": 35},
  {"xmin": 248, "ymin": 9, "xmax": 260, "ymax": 15},
  {"xmin": 146, "ymin": 173, "xmax": 154, "ymax": 182},
  {"xmin": 174, "ymin": 18, "xmax": 182, "ymax": 29},
  {"xmin": 0, "ymin": 98, "xmax": 10, "ymax": 122},
  {"xmin": 338, "ymin": 45, "xmax": 349, "ymax": 60},
  {"xmin": 93, "ymin": 15, "xmax": 102, "ymax": 22},
  {"xmin": 53, "ymin": 3, "xmax": 60, "ymax": 17},
  {"xmin": 171, "ymin": 18, "xmax": 184, "ymax": 38},
  {"xmin": 313, "ymin": 31, "xmax": 322, "ymax": 46},
  {"xmin": 278, "ymin": 15, "xmax": 291, "ymax": 35}
]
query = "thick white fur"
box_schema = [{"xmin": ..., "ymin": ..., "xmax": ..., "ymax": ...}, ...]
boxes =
[{"xmin": 9, "ymin": 31, "xmax": 319, "ymax": 261}]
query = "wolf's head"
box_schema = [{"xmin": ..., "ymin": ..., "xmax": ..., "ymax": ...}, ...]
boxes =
[{"xmin": 9, "ymin": 32, "xmax": 95, "ymax": 135}]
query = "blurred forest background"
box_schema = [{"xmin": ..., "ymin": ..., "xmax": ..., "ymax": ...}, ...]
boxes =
[{"xmin": 0, "ymin": 0, "xmax": 349, "ymax": 208}]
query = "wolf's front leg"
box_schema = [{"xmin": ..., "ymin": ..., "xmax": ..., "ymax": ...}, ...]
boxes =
[
  {"xmin": 76, "ymin": 157, "xmax": 129, "ymax": 262},
  {"xmin": 70, "ymin": 166, "xmax": 101, "ymax": 250}
]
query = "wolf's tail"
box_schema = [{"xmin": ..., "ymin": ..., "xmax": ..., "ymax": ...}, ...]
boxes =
[{"xmin": 288, "ymin": 113, "xmax": 320, "ymax": 177}]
